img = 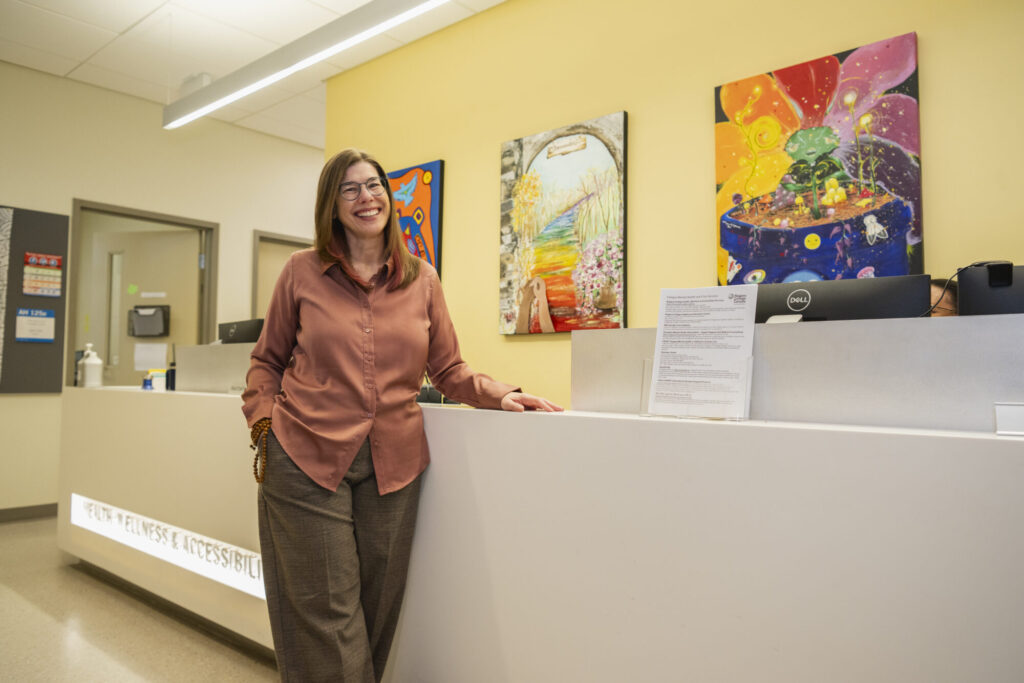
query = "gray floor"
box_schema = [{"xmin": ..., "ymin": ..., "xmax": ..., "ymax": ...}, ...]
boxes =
[{"xmin": 0, "ymin": 516, "xmax": 278, "ymax": 682}]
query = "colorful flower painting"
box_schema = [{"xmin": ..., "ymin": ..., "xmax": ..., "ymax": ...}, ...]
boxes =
[
  {"xmin": 499, "ymin": 112, "xmax": 626, "ymax": 334},
  {"xmin": 387, "ymin": 160, "xmax": 443, "ymax": 274},
  {"xmin": 715, "ymin": 33, "xmax": 922, "ymax": 286}
]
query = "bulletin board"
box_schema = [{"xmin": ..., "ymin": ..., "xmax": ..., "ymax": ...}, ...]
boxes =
[{"xmin": 0, "ymin": 205, "xmax": 70, "ymax": 393}]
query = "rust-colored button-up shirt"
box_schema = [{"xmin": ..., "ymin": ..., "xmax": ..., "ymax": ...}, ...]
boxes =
[{"xmin": 242, "ymin": 248, "xmax": 517, "ymax": 494}]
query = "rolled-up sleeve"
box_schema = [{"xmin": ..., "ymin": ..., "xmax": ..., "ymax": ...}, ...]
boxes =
[
  {"xmin": 242, "ymin": 255, "xmax": 298, "ymax": 427},
  {"xmin": 424, "ymin": 268, "xmax": 518, "ymax": 408}
]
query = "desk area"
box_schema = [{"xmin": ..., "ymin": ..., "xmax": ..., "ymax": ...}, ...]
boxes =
[
  {"xmin": 396, "ymin": 407, "xmax": 1024, "ymax": 682},
  {"xmin": 56, "ymin": 314, "xmax": 1024, "ymax": 682}
]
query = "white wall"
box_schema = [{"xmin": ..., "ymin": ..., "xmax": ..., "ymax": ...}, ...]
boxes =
[{"xmin": 0, "ymin": 61, "xmax": 323, "ymax": 510}]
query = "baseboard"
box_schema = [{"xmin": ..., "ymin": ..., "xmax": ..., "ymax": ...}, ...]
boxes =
[
  {"xmin": 74, "ymin": 560, "xmax": 277, "ymax": 665},
  {"xmin": 0, "ymin": 503, "xmax": 57, "ymax": 522}
]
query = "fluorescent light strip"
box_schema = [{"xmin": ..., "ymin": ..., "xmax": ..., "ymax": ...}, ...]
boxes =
[{"xmin": 164, "ymin": 0, "xmax": 451, "ymax": 129}]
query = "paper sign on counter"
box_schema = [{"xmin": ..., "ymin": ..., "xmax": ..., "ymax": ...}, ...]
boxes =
[{"xmin": 647, "ymin": 286, "xmax": 757, "ymax": 420}]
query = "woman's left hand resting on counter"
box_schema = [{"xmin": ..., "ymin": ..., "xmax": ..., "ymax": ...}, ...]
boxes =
[{"xmin": 500, "ymin": 391, "xmax": 564, "ymax": 413}]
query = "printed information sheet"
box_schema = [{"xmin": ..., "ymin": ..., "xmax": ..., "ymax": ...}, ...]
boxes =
[
  {"xmin": 647, "ymin": 285, "xmax": 757, "ymax": 420},
  {"xmin": 22, "ymin": 252, "xmax": 63, "ymax": 297},
  {"xmin": 15, "ymin": 308, "xmax": 55, "ymax": 343}
]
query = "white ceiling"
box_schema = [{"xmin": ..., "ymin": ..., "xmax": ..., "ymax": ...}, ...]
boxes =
[{"xmin": 0, "ymin": 0, "xmax": 503, "ymax": 148}]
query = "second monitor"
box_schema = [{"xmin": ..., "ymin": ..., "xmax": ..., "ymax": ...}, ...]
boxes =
[
  {"xmin": 753, "ymin": 274, "xmax": 931, "ymax": 323},
  {"xmin": 957, "ymin": 262, "xmax": 1024, "ymax": 315}
]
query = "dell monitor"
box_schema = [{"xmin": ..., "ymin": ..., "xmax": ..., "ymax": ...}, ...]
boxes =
[
  {"xmin": 957, "ymin": 262, "xmax": 1024, "ymax": 315},
  {"xmin": 218, "ymin": 319, "xmax": 265, "ymax": 343},
  {"xmin": 753, "ymin": 274, "xmax": 931, "ymax": 323}
]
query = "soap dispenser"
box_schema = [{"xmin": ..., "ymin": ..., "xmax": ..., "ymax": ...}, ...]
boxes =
[{"xmin": 78, "ymin": 343, "xmax": 103, "ymax": 388}]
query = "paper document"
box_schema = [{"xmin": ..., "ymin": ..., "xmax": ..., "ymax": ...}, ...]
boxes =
[
  {"xmin": 14, "ymin": 308, "xmax": 55, "ymax": 342},
  {"xmin": 134, "ymin": 342, "xmax": 168, "ymax": 371},
  {"xmin": 647, "ymin": 286, "xmax": 758, "ymax": 420}
]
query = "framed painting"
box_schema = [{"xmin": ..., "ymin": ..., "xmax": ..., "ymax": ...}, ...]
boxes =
[
  {"xmin": 499, "ymin": 111, "xmax": 626, "ymax": 334},
  {"xmin": 387, "ymin": 159, "xmax": 444, "ymax": 274},
  {"xmin": 715, "ymin": 32, "xmax": 921, "ymax": 286}
]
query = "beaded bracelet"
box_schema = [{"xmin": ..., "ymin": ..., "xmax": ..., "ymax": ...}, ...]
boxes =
[{"xmin": 250, "ymin": 418, "xmax": 272, "ymax": 483}]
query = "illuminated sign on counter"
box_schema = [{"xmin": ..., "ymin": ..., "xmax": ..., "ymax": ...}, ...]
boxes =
[{"xmin": 70, "ymin": 493, "xmax": 265, "ymax": 599}]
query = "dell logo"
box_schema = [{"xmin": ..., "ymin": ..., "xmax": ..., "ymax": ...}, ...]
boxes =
[{"xmin": 786, "ymin": 289, "xmax": 811, "ymax": 312}]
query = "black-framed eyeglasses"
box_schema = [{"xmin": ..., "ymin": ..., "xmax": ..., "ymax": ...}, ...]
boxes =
[{"xmin": 339, "ymin": 177, "xmax": 386, "ymax": 201}]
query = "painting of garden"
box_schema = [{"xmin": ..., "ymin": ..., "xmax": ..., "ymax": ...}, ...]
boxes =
[
  {"xmin": 499, "ymin": 111, "xmax": 626, "ymax": 334},
  {"xmin": 715, "ymin": 33, "xmax": 922, "ymax": 286}
]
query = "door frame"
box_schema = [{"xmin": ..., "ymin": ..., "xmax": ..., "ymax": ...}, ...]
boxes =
[
  {"xmin": 66, "ymin": 199, "xmax": 218, "ymax": 384},
  {"xmin": 251, "ymin": 230, "xmax": 311, "ymax": 318}
]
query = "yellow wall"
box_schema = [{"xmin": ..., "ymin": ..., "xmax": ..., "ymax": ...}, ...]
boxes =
[{"xmin": 326, "ymin": 0, "xmax": 1024, "ymax": 407}]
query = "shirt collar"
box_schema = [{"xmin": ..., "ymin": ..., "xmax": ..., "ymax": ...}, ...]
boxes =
[{"xmin": 320, "ymin": 250, "xmax": 392, "ymax": 284}]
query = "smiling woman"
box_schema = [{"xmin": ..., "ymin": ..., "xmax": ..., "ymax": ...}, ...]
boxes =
[
  {"xmin": 335, "ymin": 162, "xmax": 392, "ymax": 280},
  {"xmin": 241, "ymin": 148, "xmax": 562, "ymax": 682}
]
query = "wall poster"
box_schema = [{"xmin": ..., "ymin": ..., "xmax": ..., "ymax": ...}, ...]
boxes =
[
  {"xmin": 499, "ymin": 111, "xmax": 626, "ymax": 334},
  {"xmin": 387, "ymin": 160, "xmax": 444, "ymax": 275},
  {"xmin": 716, "ymin": 32, "xmax": 921, "ymax": 286},
  {"xmin": 22, "ymin": 252, "xmax": 63, "ymax": 297}
]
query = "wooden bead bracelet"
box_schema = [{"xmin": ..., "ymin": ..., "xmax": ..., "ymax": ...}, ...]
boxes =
[{"xmin": 250, "ymin": 418, "xmax": 271, "ymax": 483}]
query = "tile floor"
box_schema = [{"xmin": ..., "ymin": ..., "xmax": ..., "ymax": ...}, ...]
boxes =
[{"xmin": 0, "ymin": 516, "xmax": 278, "ymax": 682}]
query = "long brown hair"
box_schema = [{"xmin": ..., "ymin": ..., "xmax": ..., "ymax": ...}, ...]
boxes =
[{"xmin": 314, "ymin": 148, "xmax": 420, "ymax": 290}]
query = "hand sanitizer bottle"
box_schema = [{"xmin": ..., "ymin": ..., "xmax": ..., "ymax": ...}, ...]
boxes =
[{"xmin": 78, "ymin": 343, "xmax": 103, "ymax": 388}]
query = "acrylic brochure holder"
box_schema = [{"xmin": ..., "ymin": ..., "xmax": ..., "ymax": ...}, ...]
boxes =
[
  {"xmin": 640, "ymin": 357, "xmax": 754, "ymax": 421},
  {"xmin": 644, "ymin": 286, "xmax": 757, "ymax": 421}
]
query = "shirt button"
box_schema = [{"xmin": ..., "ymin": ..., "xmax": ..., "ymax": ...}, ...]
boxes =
[
  {"xmin": 366, "ymin": 412, "xmax": 373, "ymax": 419},
  {"xmin": 364, "ymin": 328, "xmax": 371, "ymax": 333}
]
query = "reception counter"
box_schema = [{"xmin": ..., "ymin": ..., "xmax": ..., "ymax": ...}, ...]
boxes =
[{"xmin": 57, "ymin": 388, "xmax": 1024, "ymax": 682}]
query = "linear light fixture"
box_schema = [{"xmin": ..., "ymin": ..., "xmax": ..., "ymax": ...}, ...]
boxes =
[{"xmin": 163, "ymin": 0, "xmax": 451, "ymax": 129}]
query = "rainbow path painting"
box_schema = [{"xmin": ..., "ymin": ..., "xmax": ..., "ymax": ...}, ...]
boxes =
[{"xmin": 499, "ymin": 112, "xmax": 626, "ymax": 335}]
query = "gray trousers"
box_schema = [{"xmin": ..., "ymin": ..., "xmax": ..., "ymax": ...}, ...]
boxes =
[{"xmin": 258, "ymin": 431, "xmax": 422, "ymax": 682}]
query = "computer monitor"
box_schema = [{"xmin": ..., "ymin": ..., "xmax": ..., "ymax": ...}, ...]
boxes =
[
  {"xmin": 957, "ymin": 262, "xmax": 1024, "ymax": 315},
  {"xmin": 753, "ymin": 274, "xmax": 931, "ymax": 323},
  {"xmin": 218, "ymin": 319, "xmax": 264, "ymax": 343}
]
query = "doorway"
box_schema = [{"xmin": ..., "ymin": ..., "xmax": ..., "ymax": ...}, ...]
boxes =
[
  {"xmin": 66, "ymin": 200, "xmax": 217, "ymax": 387},
  {"xmin": 251, "ymin": 230, "xmax": 311, "ymax": 319}
]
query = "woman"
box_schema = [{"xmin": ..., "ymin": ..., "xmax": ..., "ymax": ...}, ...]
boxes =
[
  {"xmin": 242, "ymin": 148, "xmax": 561, "ymax": 682},
  {"xmin": 929, "ymin": 277, "xmax": 958, "ymax": 316}
]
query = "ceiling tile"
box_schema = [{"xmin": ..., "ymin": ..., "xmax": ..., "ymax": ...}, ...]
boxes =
[
  {"xmin": 302, "ymin": 82, "xmax": 327, "ymax": 104},
  {"xmin": 235, "ymin": 112, "xmax": 324, "ymax": 149},
  {"xmin": 168, "ymin": 0, "xmax": 340, "ymax": 45},
  {"xmin": 15, "ymin": 0, "xmax": 165, "ymax": 33},
  {"xmin": 257, "ymin": 90, "xmax": 326, "ymax": 125},
  {"xmin": 80, "ymin": 43, "xmax": 211, "ymax": 90},
  {"xmin": 0, "ymin": 37, "xmax": 80, "ymax": 76},
  {"xmin": 0, "ymin": 1, "xmax": 116, "ymax": 61},
  {"xmin": 322, "ymin": 33, "xmax": 404, "ymax": 71},
  {"xmin": 87, "ymin": 5, "xmax": 278, "ymax": 81},
  {"xmin": 452, "ymin": 0, "xmax": 506, "ymax": 12},
  {"xmin": 207, "ymin": 102, "xmax": 253, "ymax": 123},
  {"xmin": 382, "ymin": 0, "xmax": 472, "ymax": 44},
  {"xmin": 308, "ymin": 0, "xmax": 375, "ymax": 15},
  {"xmin": 69, "ymin": 62, "xmax": 170, "ymax": 104}
]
